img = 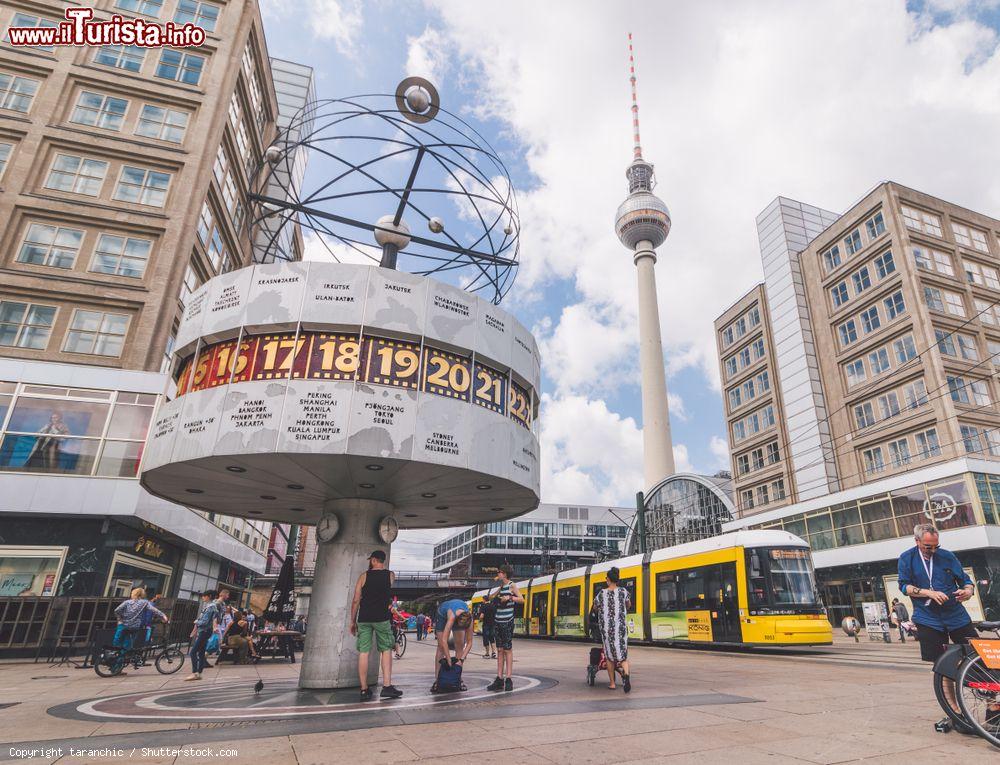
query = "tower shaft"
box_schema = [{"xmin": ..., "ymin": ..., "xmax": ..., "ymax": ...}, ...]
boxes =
[{"xmin": 634, "ymin": 241, "xmax": 675, "ymax": 490}]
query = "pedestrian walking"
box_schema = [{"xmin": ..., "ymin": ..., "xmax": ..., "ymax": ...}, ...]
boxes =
[
  {"xmin": 349, "ymin": 550, "xmax": 402, "ymax": 701},
  {"xmin": 416, "ymin": 611, "xmax": 425, "ymax": 641},
  {"xmin": 487, "ymin": 566, "xmax": 522, "ymax": 692},
  {"xmin": 890, "ymin": 598, "xmax": 910, "ymax": 643},
  {"xmin": 185, "ymin": 590, "xmax": 219, "ymax": 681},
  {"xmin": 593, "ymin": 566, "xmax": 631, "ymax": 692},
  {"xmin": 481, "ymin": 593, "xmax": 497, "ymax": 658}
]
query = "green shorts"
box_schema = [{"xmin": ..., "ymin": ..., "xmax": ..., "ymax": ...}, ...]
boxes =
[{"xmin": 357, "ymin": 620, "xmax": 393, "ymax": 653}]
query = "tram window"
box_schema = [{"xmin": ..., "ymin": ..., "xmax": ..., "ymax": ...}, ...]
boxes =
[
  {"xmin": 655, "ymin": 571, "xmax": 680, "ymax": 611},
  {"xmin": 557, "ymin": 586, "xmax": 581, "ymax": 616},
  {"xmin": 768, "ymin": 549, "xmax": 820, "ymax": 605},
  {"xmin": 746, "ymin": 549, "xmax": 768, "ymax": 606},
  {"xmin": 515, "ymin": 600, "xmax": 525, "ymax": 619},
  {"xmin": 679, "ymin": 568, "xmax": 707, "ymax": 609},
  {"xmin": 531, "ymin": 591, "xmax": 548, "ymax": 617},
  {"xmin": 592, "ymin": 582, "xmax": 606, "ymax": 606}
]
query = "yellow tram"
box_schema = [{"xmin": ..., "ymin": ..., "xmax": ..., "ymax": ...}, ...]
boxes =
[{"xmin": 471, "ymin": 530, "xmax": 832, "ymax": 647}]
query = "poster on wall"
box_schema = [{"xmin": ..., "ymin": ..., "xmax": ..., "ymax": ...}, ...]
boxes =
[{"xmin": 862, "ymin": 601, "xmax": 891, "ymax": 641}]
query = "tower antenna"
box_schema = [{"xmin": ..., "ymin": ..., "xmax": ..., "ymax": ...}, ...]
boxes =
[{"xmin": 628, "ymin": 32, "xmax": 643, "ymax": 161}]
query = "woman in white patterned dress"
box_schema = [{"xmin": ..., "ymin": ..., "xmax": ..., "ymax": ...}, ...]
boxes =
[{"xmin": 593, "ymin": 566, "xmax": 631, "ymax": 692}]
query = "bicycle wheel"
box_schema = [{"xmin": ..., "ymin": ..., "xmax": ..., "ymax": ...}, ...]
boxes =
[
  {"xmin": 94, "ymin": 649, "xmax": 126, "ymax": 677},
  {"xmin": 934, "ymin": 669, "xmax": 976, "ymax": 734},
  {"xmin": 155, "ymin": 646, "xmax": 186, "ymax": 675},
  {"xmin": 395, "ymin": 630, "xmax": 406, "ymax": 659},
  {"xmin": 956, "ymin": 653, "xmax": 1000, "ymax": 747}
]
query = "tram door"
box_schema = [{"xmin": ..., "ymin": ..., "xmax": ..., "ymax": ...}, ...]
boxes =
[
  {"xmin": 707, "ymin": 563, "xmax": 741, "ymax": 643},
  {"xmin": 531, "ymin": 591, "xmax": 549, "ymax": 636}
]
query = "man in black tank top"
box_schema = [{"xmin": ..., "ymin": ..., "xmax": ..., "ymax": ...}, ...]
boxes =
[{"xmin": 349, "ymin": 550, "xmax": 403, "ymax": 701}]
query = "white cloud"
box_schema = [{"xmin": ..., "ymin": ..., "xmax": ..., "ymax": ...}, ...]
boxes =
[
  {"xmin": 709, "ymin": 436, "xmax": 730, "ymax": 469},
  {"xmin": 672, "ymin": 443, "xmax": 694, "ymax": 474},
  {"xmin": 301, "ymin": 230, "xmax": 377, "ymax": 264},
  {"xmin": 668, "ymin": 392, "xmax": 687, "ymax": 422},
  {"xmin": 306, "ymin": 0, "xmax": 364, "ymax": 58},
  {"xmin": 424, "ymin": 0, "xmax": 1000, "ymax": 506},
  {"xmin": 406, "ymin": 26, "xmax": 449, "ymax": 85}
]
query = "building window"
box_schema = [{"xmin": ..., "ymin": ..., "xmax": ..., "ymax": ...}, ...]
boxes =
[
  {"xmin": 944, "ymin": 290, "xmax": 966, "ymax": 318},
  {"xmin": 860, "ymin": 306, "xmax": 881, "ymax": 335},
  {"xmin": 197, "ymin": 202, "xmax": 213, "ymax": 244},
  {"xmin": 208, "ymin": 228, "xmax": 226, "ymax": 272},
  {"xmin": 0, "ymin": 301, "xmax": 56, "ymax": 349},
  {"xmin": 869, "ymin": 347, "xmax": 890, "ymax": 375},
  {"xmin": 874, "ymin": 251, "xmax": 895, "ymax": 279},
  {"xmin": 9, "ymin": 13, "xmax": 57, "ymax": 52},
  {"xmin": 44, "ymin": 154, "xmax": 108, "ymax": 196},
  {"xmin": 961, "ymin": 425, "xmax": 984, "ymax": 454},
  {"xmin": 751, "ymin": 338, "xmax": 765, "ymax": 360},
  {"xmin": 737, "ymin": 453, "xmax": 749, "ymax": 474},
  {"xmin": 862, "ymin": 446, "xmax": 885, "ymax": 475},
  {"xmin": 755, "ymin": 484, "xmax": 770, "ymax": 507},
  {"xmin": 748, "ymin": 306, "xmax": 760, "ymax": 327},
  {"xmin": 69, "ymin": 91, "xmax": 128, "ymax": 131},
  {"xmin": 756, "ymin": 369, "xmax": 770, "ymax": 393},
  {"xmin": 115, "ymin": 0, "xmax": 163, "ymax": 16},
  {"xmin": 888, "ymin": 439, "xmax": 911, "ymax": 467},
  {"xmin": 0, "ymin": 72, "xmax": 39, "ymax": 113},
  {"xmin": 971, "ymin": 229, "xmax": 990, "ymax": 253},
  {"xmin": 948, "ymin": 376, "xmax": 971, "ymax": 405},
  {"xmin": 179, "ymin": 263, "xmax": 201, "ymax": 307},
  {"xmin": 953, "ymin": 222, "xmax": 987, "ymax": 252},
  {"xmin": 94, "ymin": 45, "xmax": 146, "ymax": 73},
  {"xmin": 831, "ymin": 281, "xmax": 849, "ymax": 308},
  {"xmin": 846, "ymin": 359, "xmax": 866, "ymax": 387},
  {"xmin": 936, "ymin": 329, "xmax": 957, "ymax": 356},
  {"xmin": 90, "ymin": 233, "xmax": 152, "ymax": 278},
  {"xmin": 725, "ymin": 356, "xmax": 737, "ymax": 378},
  {"xmin": 740, "ymin": 489, "xmax": 754, "ymax": 510},
  {"xmin": 904, "ymin": 379, "xmax": 928, "ymax": 409},
  {"xmin": 865, "ymin": 212, "xmax": 886, "ymax": 240},
  {"xmin": 155, "ymin": 50, "xmax": 204, "ymax": 85},
  {"xmin": 901, "ymin": 204, "xmax": 942, "ymax": 237},
  {"xmin": 854, "ymin": 402, "xmax": 875, "ymax": 429},
  {"xmin": 228, "ymin": 93, "xmax": 241, "ymax": 127},
  {"xmin": 975, "ymin": 299, "xmax": 1000, "ymax": 326},
  {"xmin": 970, "ymin": 379, "xmax": 992, "ymax": 407},
  {"xmin": 113, "ymin": 166, "xmax": 170, "ymax": 207},
  {"xmin": 852, "ymin": 266, "xmax": 871, "ymax": 294},
  {"xmin": 772, "ymin": 478, "xmax": 786, "ymax": 500},
  {"xmin": 957, "ymin": 334, "xmax": 979, "ymax": 361},
  {"xmin": 881, "ymin": 290, "xmax": 904, "ymax": 320},
  {"xmin": 924, "ymin": 286, "xmax": 944, "ymax": 312},
  {"xmin": 213, "ymin": 145, "xmax": 228, "ymax": 184},
  {"xmin": 822, "ymin": 245, "xmax": 841, "ymax": 272},
  {"xmin": 0, "ymin": 142, "xmax": 12, "ymax": 179},
  {"xmin": 236, "ymin": 120, "xmax": 251, "ymax": 166},
  {"xmin": 839, "ymin": 319, "xmax": 857, "ymax": 347},
  {"xmin": 16, "ymin": 223, "xmax": 84, "ymax": 269},
  {"xmin": 877, "ymin": 391, "xmax": 900, "ymax": 420},
  {"xmin": 964, "ymin": 260, "xmax": 1000, "ymax": 290},
  {"xmin": 222, "ymin": 172, "xmax": 238, "ymax": 214},
  {"xmin": 728, "ymin": 387, "xmax": 740, "ymax": 410},
  {"xmin": 64, "ymin": 310, "xmax": 130, "ymax": 356},
  {"xmin": 135, "ymin": 104, "xmax": 189, "ymax": 142},
  {"xmin": 844, "ymin": 229, "xmax": 862, "ymax": 256},
  {"xmin": 915, "ymin": 428, "xmax": 940, "ymax": 458},
  {"xmin": 174, "ymin": 0, "xmax": 220, "ymax": 31},
  {"xmin": 893, "ymin": 334, "xmax": 917, "ymax": 364}
]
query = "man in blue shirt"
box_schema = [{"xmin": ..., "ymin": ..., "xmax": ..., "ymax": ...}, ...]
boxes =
[
  {"xmin": 185, "ymin": 590, "xmax": 219, "ymax": 681},
  {"xmin": 897, "ymin": 524, "xmax": 976, "ymax": 663}
]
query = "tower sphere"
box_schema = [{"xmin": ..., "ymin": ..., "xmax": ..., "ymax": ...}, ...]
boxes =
[{"xmin": 615, "ymin": 191, "xmax": 671, "ymax": 250}]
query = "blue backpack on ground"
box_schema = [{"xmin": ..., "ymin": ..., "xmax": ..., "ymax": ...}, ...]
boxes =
[{"xmin": 434, "ymin": 659, "xmax": 463, "ymax": 693}]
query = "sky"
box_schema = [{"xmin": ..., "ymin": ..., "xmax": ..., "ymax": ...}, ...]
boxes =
[{"xmin": 258, "ymin": 0, "xmax": 1000, "ymax": 568}]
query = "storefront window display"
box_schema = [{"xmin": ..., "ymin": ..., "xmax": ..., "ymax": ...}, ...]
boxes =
[
  {"xmin": 0, "ymin": 383, "xmax": 155, "ymax": 477},
  {"xmin": 0, "ymin": 546, "xmax": 66, "ymax": 596}
]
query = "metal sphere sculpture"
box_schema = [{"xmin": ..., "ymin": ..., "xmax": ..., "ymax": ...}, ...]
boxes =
[{"xmin": 250, "ymin": 77, "xmax": 520, "ymax": 305}]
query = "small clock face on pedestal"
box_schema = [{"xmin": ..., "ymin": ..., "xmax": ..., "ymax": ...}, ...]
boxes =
[
  {"xmin": 378, "ymin": 515, "xmax": 399, "ymax": 544},
  {"xmin": 316, "ymin": 513, "xmax": 340, "ymax": 543}
]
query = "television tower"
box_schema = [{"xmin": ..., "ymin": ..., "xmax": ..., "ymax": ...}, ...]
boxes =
[{"xmin": 614, "ymin": 33, "xmax": 675, "ymax": 491}]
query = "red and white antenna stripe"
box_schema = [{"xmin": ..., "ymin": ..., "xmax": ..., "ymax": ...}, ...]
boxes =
[{"xmin": 628, "ymin": 32, "xmax": 642, "ymax": 160}]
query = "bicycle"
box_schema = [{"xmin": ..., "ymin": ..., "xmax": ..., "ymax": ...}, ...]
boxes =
[
  {"xmin": 94, "ymin": 637, "xmax": 187, "ymax": 677},
  {"xmin": 392, "ymin": 623, "xmax": 407, "ymax": 659},
  {"xmin": 933, "ymin": 620, "xmax": 1000, "ymax": 746}
]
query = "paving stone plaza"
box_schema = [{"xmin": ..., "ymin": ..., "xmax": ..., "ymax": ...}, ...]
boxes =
[{"xmin": 2, "ymin": 635, "xmax": 996, "ymax": 764}]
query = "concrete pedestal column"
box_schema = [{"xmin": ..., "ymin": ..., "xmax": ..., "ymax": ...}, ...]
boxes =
[{"xmin": 298, "ymin": 498, "xmax": 394, "ymax": 689}]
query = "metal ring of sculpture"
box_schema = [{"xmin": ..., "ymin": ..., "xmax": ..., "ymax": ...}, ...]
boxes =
[{"xmin": 249, "ymin": 79, "xmax": 520, "ymax": 304}]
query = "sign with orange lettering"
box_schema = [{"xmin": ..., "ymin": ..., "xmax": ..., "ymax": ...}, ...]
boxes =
[
  {"xmin": 307, "ymin": 332, "xmax": 361, "ymax": 381},
  {"xmin": 362, "ymin": 336, "xmax": 421, "ymax": 389},
  {"xmin": 972, "ymin": 639, "xmax": 1000, "ymax": 669}
]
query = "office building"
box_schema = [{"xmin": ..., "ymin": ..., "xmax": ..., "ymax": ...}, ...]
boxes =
[
  {"xmin": 432, "ymin": 503, "xmax": 633, "ymax": 579},
  {"xmin": 715, "ymin": 182, "xmax": 1000, "ymax": 622},
  {"xmin": 0, "ymin": 1, "xmax": 312, "ymax": 623}
]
